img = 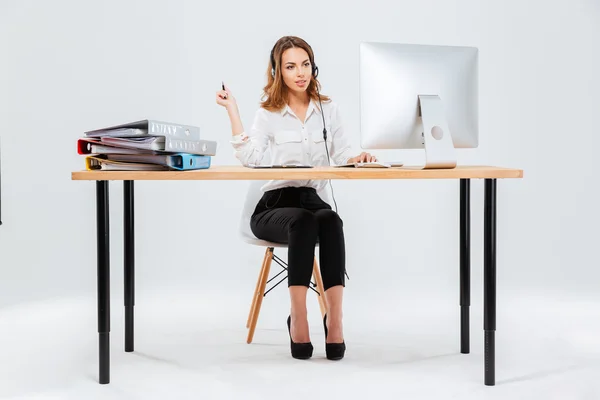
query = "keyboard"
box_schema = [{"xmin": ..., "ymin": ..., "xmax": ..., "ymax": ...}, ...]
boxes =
[
  {"xmin": 335, "ymin": 161, "xmax": 404, "ymax": 168},
  {"xmin": 246, "ymin": 164, "xmax": 313, "ymax": 168}
]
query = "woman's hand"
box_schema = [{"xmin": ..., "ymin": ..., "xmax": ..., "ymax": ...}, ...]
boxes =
[
  {"xmin": 216, "ymin": 84, "xmax": 245, "ymax": 136},
  {"xmin": 216, "ymin": 84, "xmax": 236, "ymax": 110},
  {"xmin": 347, "ymin": 152, "xmax": 377, "ymax": 163}
]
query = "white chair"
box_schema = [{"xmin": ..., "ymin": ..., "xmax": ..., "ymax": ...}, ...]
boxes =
[{"xmin": 240, "ymin": 180, "xmax": 330, "ymax": 343}]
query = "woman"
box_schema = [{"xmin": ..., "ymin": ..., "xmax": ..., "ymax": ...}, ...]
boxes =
[{"xmin": 216, "ymin": 36, "xmax": 376, "ymax": 360}]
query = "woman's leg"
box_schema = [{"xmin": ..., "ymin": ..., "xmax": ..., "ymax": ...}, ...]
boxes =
[
  {"xmin": 324, "ymin": 287, "xmax": 344, "ymax": 343},
  {"xmin": 313, "ymin": 209, "xmax": 346, "ymax": 343},
  {"xmin": 251, "ymin": 207, "xmax": 318, "ymax": 343}
]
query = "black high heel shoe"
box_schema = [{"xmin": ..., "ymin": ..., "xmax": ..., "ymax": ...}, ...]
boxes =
[
  {"xmin": 323, "ymin": 314, "xmax": 346, "ymax": 360},
  {"xmin": 287, "ymin": 315, "xmax": 313, "ymax": 359}
]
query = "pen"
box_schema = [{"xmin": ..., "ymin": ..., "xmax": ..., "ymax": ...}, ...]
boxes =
[{"xmin": 222, "ymin": 81, "xmax": 227, "ymax": 99}]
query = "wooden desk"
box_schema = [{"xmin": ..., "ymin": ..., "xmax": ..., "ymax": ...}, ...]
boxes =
[{"xmin": 71, "ymin": 165, "xmax": 524, "ymax": 386}]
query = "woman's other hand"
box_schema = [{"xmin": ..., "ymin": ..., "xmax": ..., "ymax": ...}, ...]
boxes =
[{"xmin": 347, "ymin": 152, "xmax": 377, "ymax": 163}]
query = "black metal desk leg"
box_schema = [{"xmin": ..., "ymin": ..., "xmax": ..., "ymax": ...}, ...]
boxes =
[
  {"xmin": 460, "ymin": 179, "xmax": 471, "ymax": 354},
  {"xmin": 484, "ymin": 179, "xmax": 497, "ymax": 386},
  {"xmin": 96, "ymin": 181, "xmax": 110, "ymax": 384},
  {"xmin": 124, "ymin": 181, "xmax": 135, "ymax": 352}
]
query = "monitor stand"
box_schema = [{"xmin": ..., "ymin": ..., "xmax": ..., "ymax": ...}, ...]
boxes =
[{"xmin": 419, "ymin": 95, "xmax": 457, "ymax": 169}]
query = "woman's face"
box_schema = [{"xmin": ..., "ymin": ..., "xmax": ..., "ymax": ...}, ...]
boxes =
[{"xmin": 280, "ymin": 47, "xmax": 312, "ymax": 95}]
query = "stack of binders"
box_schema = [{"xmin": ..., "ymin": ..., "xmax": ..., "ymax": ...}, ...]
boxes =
[{"xmin": 77, "ymin": 120, "xmax": 217, "ymax": 171}]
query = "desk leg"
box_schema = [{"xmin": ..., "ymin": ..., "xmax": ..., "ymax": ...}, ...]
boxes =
[
  {"xmin": 460, "ymin": 179, "xmax": 470, "ymax": 354},
  {"xmin": 124, "ymin": 181, "xmax": 135, "ymax": 352},
  {"xmin": 484, "ymin": 179, "xmax": 497, "ymax": 386},
  {"xmin": 96, "ymin": 181, "xmax": 110, "ymax": 384}
]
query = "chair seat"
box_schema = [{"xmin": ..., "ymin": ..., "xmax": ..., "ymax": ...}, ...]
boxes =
[
  {"xmin": 241, "ymin": 235, "xmax": 288, "ymax": 248},
  {"xmin": 240, "ymin": 230, "xmax": 320, "ymax": 248}
]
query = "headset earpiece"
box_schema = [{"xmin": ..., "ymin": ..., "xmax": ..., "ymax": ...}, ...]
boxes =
[{"xmin": 270, "ymin": 47, "xmax": 276, "ymax": 78}]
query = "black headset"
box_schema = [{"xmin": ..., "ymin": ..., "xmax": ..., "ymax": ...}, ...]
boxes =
[
  {"xmin": 270, "ymin": 42, "xmax": 328, "ymax": 141},
  {"xmin": 269, "ymin": 41, "xmax": 339, "ymax": 214}
]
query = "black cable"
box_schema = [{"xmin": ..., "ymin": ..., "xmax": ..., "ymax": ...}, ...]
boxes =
[
  {"xmin": 316, "ymin": 86, "xmax": 348, "ymax": 280},
  {"xmin": 316, "ymin": 88, "xmax": 338, "ymax": 215}
]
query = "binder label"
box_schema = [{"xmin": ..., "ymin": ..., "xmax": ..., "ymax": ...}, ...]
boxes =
[{"xmin": 149, "ymin": 122, "xmax": 191, "ymax": 137}]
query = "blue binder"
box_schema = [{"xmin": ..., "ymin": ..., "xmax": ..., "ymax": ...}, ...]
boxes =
[{"xmin": 104, "ymin": 153, "xmax": 211, "ymax": 170}]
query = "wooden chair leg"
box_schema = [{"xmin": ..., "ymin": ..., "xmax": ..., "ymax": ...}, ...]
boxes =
[
  {"xmin": 313, "ymin": 257, "xmax": 328, "ymax": 319},
  {"xmin": 247, "ymin": 248, "xmax": 271, "ymax": 328},
  {"xmin": 247, "ymin": 247, "xmax": 274, "ymax": 344}
]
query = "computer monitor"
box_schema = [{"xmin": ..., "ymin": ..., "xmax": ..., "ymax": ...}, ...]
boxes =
[{"xmin": 359, "ymin": 42, "xmax": 479, "ymax": 168}]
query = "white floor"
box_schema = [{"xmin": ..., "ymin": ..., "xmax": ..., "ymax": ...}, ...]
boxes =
[{"xmin": 0, "ymin": 287, "xmax": 599, "ymax": 400}]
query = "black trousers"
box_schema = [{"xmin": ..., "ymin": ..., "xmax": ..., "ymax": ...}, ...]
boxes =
[{"xmin": 250, "ymin": 187, "xmax": 346, "ymax": 291}]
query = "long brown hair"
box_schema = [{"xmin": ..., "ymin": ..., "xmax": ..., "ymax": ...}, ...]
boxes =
[{"xmin": 260, "ymin": 36, "xmax": 330, "ymax": 112}]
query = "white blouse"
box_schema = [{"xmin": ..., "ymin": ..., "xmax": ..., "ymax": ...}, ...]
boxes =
[{"xmin": 230, "ymin": 99, "xmax": 354, "ymax": 193}]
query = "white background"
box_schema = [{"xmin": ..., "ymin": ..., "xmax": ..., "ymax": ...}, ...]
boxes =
[{"xmin": 1, "ymin": 0, "xmax": 599, "ymax": 399}]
